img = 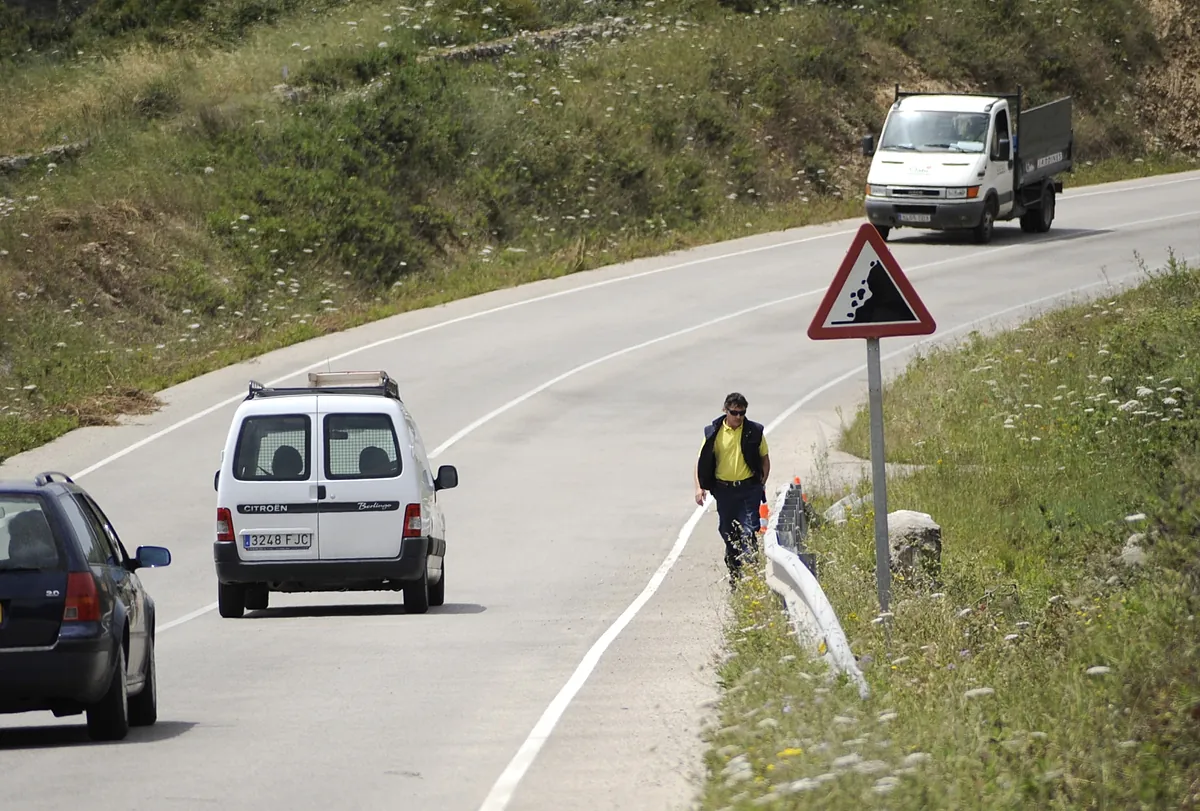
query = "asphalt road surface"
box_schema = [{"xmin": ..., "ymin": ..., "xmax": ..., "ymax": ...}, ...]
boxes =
[{"xmin": 3, "ymin": 171, "xmax": 1200, "ymax": 811}]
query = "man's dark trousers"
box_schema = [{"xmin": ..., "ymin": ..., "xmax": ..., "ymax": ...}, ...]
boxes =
[{"xmin": 712, "ymin": 479, "xmax": 764, "ymax": 579}]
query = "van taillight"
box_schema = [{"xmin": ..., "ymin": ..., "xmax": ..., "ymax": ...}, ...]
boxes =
[
  {"xmin": 403, "ymin": 504, "xmax": 422, "ymax": 538},
  {"xmin": 217, "ymin": 507, "xmax": 234, "ymax": 542},
  {"xmin": 63, "ymin": 572, "xmax": 100, "ymax": 622}
]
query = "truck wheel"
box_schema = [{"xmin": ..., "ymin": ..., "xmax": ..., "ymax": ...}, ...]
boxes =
[
  {"xmin": 1034, "ymin": 186, "xmax": 1055, "ymax": 233},
  {"xmin": 874, "ymin": 225, "xmax": 891, "ymax": 241},
  {"xmin": 218, "ymin": 582, "xmax": 246, "ymax": 618},
  {"xmin": 972, "ymin": 200, "xmax": 996, "ymax": 244}
]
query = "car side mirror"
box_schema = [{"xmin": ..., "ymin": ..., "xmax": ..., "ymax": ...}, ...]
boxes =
[
  {"xmin": 434, "ymin": 464, "xmax": 458, "ymax": 491},
  {"xmin": 131, "ymin": 545, "xmax": 172, "ymax": 571},
  {"xmin": 213, "ymin": 470, "xmax": 220, "ymax": 492},
  {"xmin": 861, "ymin": 133, "xmax": 875, "ymax": 157}
]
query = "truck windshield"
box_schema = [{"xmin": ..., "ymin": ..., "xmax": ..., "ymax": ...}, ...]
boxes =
[{"xmin": 879, "ymin": 110, "xmax": 989, "ymax": 154}]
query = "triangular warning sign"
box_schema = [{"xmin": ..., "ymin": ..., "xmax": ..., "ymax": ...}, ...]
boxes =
[{"xmin": 807, "ymin": 223, "xmax": 936, "ymax": 340}]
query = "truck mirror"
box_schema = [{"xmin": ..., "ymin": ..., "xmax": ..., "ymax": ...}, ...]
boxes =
[
  {"xmin": 861, "ymin": 133, "xmax": 875, "ymax": 157},
  {"xmin": 997, "ymin": 140, "xmax": 1011, "ymax": 162}
]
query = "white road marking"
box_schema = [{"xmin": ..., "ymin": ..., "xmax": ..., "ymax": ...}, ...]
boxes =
[
  {"xmin": 150, "ymin": 207, "xmax": 1200, "ymax": 636},
  {"xmin": 67, "ymin": 227, "xmax": 858, "ymax": 481},
  {"xmin": 64, "ymin": 173, "xmax": 1200, "ymax": 483},
  {"xmin": 427, "ymin": 288, "xmax": 828, "ymax": 458},
  {"xmin": 1066, "ymin": 173, "xmax": 1200, "ymax": 199},
  {"xmin": 473, "ymin": 261, "xmax": 1182, "ymax": 811},
  {"xmin": 159, "ymin": 602, "xmax": 220, "ymax": 632}
]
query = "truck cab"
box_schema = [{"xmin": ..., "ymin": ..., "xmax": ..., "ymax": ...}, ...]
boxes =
[{"xmin": 862, "ymin": 86, "xmax": 1073, "ymax": 244}]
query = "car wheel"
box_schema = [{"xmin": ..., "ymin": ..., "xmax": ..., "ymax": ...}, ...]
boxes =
[
  {"xmin": 87, "ymin": 646, "xmax": 130, "ymax": 742},
  {"xmin": 404, "ymin": 567, "xmax": 430, "ymax": 615},
  {"xmin": 429, "ymin": 561, "xmax": 445, "ymax": 608},
  {"xmin": 128, "ymin": 633, "xmax": 158, "ymax": 727},
  {"xmin": 218, "ymin": 582, "xmax": 245, "ymax": 619}
]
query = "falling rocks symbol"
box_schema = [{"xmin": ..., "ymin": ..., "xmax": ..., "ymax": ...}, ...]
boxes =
[{"xmin": 832, "ymin": 259, "xmax": 915, "ymax": 325}]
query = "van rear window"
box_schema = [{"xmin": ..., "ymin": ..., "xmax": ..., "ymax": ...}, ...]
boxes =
[
  {"xmin": 233, "ymin": 415, "xmax": 312, "ymax": 481},
  {"xmin": 324, "ymin": 414, "xmax": 402, "ymax": 479},
  {"xmin": 0, "ymin": 496, "xmax": 64, "ymax": 572}
]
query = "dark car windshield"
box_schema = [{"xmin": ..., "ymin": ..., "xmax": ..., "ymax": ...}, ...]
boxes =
[{"xmin": 0, "ymin": 496, "xmax": 64, "ymax": 572}]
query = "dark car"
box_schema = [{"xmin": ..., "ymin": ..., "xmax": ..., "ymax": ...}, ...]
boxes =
[{"xmin": 0, "ymin": 471, "xmax": 171, "ymax": 741}]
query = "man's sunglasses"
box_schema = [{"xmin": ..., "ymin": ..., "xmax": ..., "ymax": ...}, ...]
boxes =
[{"xmin": 726, "ymin": 409, "xmax": 746, "ymax": 417}]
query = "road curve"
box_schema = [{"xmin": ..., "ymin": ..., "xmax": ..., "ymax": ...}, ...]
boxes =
[{"xmin": 3, "ymin": 170, "xmax": 1199, "ymax": 811}]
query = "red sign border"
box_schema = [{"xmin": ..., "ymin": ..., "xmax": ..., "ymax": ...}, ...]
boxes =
[{"xmin": 807, "ymin": 223, "xmax": 937, "ymax": 340}]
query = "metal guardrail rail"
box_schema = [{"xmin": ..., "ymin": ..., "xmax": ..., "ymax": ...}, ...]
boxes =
[{"xmin": 762, "ymin": 478, "xmax": 870, "ymax": 699}]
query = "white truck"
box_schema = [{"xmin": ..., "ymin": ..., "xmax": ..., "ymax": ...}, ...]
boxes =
[{"xmin": 861, "ymin": 85, "xmax": 1074, "ymax": 244}]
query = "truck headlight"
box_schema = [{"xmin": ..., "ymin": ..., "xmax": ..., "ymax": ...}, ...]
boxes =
[
  {"xmin": 866, "ymin": 184, "xmax": 888, "ymax": 197},
  {"xmin": 946, "ymin": 186, "xmax": 981, "ymax": 199}
]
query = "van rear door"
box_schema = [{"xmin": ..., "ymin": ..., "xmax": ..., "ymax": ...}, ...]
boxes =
[
  {"xmin": 226, "ymin": 406, "xmax": 321, "ymax": 561},
  {"xmin": 0, "ymin": 496, "xmax": 68, "ymax": 650},
  {"xmin": 315, "ymin": 403, "xmax": 406, "ymax": 561}
]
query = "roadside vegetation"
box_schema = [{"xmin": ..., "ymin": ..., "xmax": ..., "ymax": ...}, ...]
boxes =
[
  {"xmin": 1, "ymin": 0, "xmax": 1198, "ymax": 463},
  {"xmin": 696, "ymin": 255, "xmax": 1200, "ymax": 809}
]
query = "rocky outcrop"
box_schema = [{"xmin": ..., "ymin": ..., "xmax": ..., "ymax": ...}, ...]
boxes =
[
  {"xmin": 417, "ymin": 18, "xmax": 633, "ymax": 65},
  {"xmin": 0, "ymin": 140, "xmax": 89, "ymax": 176}
]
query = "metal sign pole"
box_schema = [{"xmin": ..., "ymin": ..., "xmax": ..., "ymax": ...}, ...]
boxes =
[{"xmin": 866, "ymin": 337, "xmax": 891, "ymax": 617}]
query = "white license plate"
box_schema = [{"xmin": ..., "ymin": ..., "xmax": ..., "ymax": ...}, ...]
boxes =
[
  {"xmin": 898, "ymin": 213, "xmax": 932, "ymax": 223},
  {"xmin": 243, "ymin": 532, "xmax": 313, "ymax": 550}
]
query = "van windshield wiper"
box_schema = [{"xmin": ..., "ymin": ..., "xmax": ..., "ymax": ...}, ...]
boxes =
[{"xmin": 882, "ymin": 144, "xmax": 918, "ymax": 151}]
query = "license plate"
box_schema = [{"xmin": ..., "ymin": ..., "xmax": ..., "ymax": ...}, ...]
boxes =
[
  {"xmin": 898, "ymin": 213, "xmax": 932, "ymax": 223},
  {"xmin": 243, "ymin": 532, "xmax": 313, "ymax": 550}
]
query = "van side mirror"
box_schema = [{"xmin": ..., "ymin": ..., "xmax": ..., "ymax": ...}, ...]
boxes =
[
  {"xmin": 861, "ymin": 133, "xmax": 876, "ymax": 157},
  {"xmin": 434, "ymin": 464, "xmax": 458, "ymax": 491}
]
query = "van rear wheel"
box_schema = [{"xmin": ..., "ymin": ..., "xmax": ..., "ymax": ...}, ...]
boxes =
[
  {"xmin": 218, "ymin": 582, "xmax": 245, "ymax": 618},
  {"xmin": 429, "ymin": 562, "xmax": 445, "ymax": 608},
  {"xmin": 404, "ymin": 568, "xmax": 430, "ymax": 615},
  {"xmin": 245, "ymin": 584, "xmax": 269, "ymax": 611}
]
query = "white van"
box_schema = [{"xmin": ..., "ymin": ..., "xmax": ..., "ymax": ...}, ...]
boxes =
[{"xmin": 212, "ymin": 371, "xmax": 457, "ymax": 617}]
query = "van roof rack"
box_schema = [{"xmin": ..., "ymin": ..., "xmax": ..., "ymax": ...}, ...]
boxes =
[{"xmin": 245, "ymin": 371, "xmax": 400, "ymax": 400}]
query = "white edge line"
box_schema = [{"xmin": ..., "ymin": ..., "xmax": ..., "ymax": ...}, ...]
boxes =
[
  {"xmin": 158, "ymin": 602, "xmax": 220, "ymax": 632},
  {"xmin": 474, "ymin": 259, "xmax": 1181, "ymax": 811},
  {"xmin": 64, "ymin": 172, "xmax": 1200, "ymax": 482}
]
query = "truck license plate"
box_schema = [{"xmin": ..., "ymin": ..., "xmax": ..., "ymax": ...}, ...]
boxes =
[
  {"xmin": 899, "ymin": 213, "xmax": 932, "ymax": 223},
  {"xmin": 243, "ymin": 532, "xmax": 313, "ymax": 550}
]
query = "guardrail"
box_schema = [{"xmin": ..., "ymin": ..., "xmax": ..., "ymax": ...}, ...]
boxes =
[{"xmin": 761, "ymin": 478, "xmax": 870, "ymax": 699}]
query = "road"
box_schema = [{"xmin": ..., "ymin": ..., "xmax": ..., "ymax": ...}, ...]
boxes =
[{"xmin": 3, "ymin": 170, "xmax": 1199, "ymax": 811}]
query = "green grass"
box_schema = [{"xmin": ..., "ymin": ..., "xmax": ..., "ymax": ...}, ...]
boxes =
[
  {"xmin": 695, "ymin": 256, "xmax": 1200, "ymax": 809},
  {"xmin": 1, "ymin": 0, "xmax": 1198, "ymax": 464}
]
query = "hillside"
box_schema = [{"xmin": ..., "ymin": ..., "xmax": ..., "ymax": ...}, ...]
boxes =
[{"xmin": 1, "ymin": 0, "xmax": 1198, "ymax": 462}]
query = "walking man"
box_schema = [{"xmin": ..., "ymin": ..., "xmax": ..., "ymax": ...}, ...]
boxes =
[{"xmin": 694, "ymin": 392, "xmax": 770, "ymax": 587}]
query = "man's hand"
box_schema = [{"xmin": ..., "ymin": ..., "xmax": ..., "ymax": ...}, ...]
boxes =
[{"xmin": 695, "ymin": 488, "xmax": 707, "ymax": 506}]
